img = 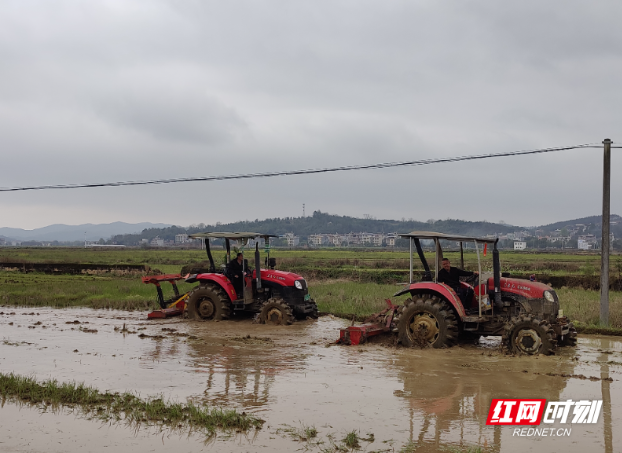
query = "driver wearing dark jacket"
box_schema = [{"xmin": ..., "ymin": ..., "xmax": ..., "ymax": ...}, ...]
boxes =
[
  {"xmin": 226, "ymin": 253, "xmax": 244, "ymax": 299},
  {"xmin": 437, "ymin": 258, "xmax": 478, "ymax": 309}
]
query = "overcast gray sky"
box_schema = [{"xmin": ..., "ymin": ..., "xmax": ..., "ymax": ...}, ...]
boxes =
[{"xmin": 1, "ymin": 0, "xmax": 621, "ymax": 229}]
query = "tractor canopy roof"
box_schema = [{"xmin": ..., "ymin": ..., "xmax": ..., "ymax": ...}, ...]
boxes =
[
  {"xmin": 399, "ymin": 231, "xmax": 498, "ymax": 244},
  {"xmin": 189, "ymin": 232, "xmax": 278, "ymax": 240}
]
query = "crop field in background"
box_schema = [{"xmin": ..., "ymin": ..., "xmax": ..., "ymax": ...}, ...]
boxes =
[
  {"xmin": 1, "ymin": 246, "xmax": 620, "ymax": 274},
  {"xmin": 2, "ymin": 247, "xmax": 622, "ymax": 328}
]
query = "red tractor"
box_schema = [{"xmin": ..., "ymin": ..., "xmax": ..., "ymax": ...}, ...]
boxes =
[
  {"xmin": 183, "ymin": 232, "xmax": 318, "ymax": 325},
  {"xmin": 339, "ymin": 232, "xmax": 576, "ymax": 355}
]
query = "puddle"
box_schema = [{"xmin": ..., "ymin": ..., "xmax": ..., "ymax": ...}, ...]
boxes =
[{"xmin": 0, "ymin": 307, "xmax": 620, "ymax": 452}]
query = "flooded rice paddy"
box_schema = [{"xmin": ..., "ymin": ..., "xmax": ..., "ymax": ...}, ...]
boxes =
[{"xmin": 0, "ymin": 307, "xmax": 620, "ymax": 452}]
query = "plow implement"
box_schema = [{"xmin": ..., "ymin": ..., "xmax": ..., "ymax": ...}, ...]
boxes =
[
  {"xmin": 337, "ymin": 300, "xmax": 399, "ymax": 345},
  {"xmin": 143, "ymin": 274, "xmax": 189, "ymax": 319}
]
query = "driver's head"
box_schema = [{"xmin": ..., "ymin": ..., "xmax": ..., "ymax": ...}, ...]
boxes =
[
  {"xmin": 236, "ymin": 252, "xmax": 243, "ymax": 262},
  {"xmin": 441, "ymin": 258, "xmax": 451, "ymax": 271}
]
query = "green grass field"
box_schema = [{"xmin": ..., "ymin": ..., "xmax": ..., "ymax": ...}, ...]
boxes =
[
  {"xmin": 2, "ymin": 247, "xmax": 622, "ymax": 328},
  {"xmin": 1, "ymin": 247, "xmax": 618, "ymax": 275}
]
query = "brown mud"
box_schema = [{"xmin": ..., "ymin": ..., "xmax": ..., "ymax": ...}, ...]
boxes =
[{"xmin": 0, "ymin": 308, "xmax": 620, "ymax": 452}]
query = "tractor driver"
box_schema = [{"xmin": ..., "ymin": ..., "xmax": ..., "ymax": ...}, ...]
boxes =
[
  {"xmin": 438, "ymin": 258, "xmax": 478, "ymax": 310},
  {"xmin": 227, "ymin": 253, "xmax": 244, "ymax": 299}
]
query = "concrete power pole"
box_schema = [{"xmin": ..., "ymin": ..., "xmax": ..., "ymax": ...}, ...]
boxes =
[{"xmin": 601, "ymin": 138, "xmax": 612, "ymax": 326}]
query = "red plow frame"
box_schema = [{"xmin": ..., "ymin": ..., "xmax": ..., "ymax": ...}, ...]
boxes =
[{"xmin": 336, "ymin": 299, "xmax": 399, "ymax": 345}]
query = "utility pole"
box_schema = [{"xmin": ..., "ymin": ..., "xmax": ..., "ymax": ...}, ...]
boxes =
[{"xmin": 601, "ymin": 138, "xmax": 612, "ymax": 326}]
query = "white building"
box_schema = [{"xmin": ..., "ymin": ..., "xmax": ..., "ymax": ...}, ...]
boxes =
[
  {"xmin": 514, "ymin": 241, "xmax": 527, "ymax": 250},
  {"xmin": 360, "ymin": 233, "xmax": 373, "ymax": 244},
  {"xmin": 372, "ymin": 234, "xmax": 385, "ymax": 246},
  {"xmin": 283, "ymin": 233, "xmax": 300, "ymax": 247},
  {"xmin": 578, "ymin": 239, "xmax": 592, "ymax": 250},
  {"xmin": 175, "ymin": 234, "xmax": 189, "ymax": 243},
  {"xmin": 308, "ymin": 234, "xmax": 327, "ymax": 246}
]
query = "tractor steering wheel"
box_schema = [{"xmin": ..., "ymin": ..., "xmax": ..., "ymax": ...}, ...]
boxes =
[{"xmin": 463, "ymin": 273, "xmax": 479, "ymax": 287}]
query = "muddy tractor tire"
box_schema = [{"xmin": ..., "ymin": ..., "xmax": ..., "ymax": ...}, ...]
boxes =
[
  {"xmin": 397, "ymin": 293, "xmax": 459, "ymax": 348},
  {"xmin": 558, "ymin": 323, "xmax": 578, "ymax": 347},
  {"xmin": 299, "ymin": 300, "xmax": 319, "ymax": 320},
  {"xmin": 258, "ymin": 298, "xmax": 295, "ymax": 325},
  {"xmin": 309, "ymin": 303, "xmax": 319, "ymax": 319},
  {"xmin": 186, "ymin": 285, "xmax": 231, "ymax": 321},
  {"xmin": 503, "ymin": 315, "xmax": 556, "ymax": 355}
]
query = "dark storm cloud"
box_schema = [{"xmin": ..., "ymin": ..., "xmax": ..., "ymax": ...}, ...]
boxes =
[{"xmin": 0, "ymin": 0, "xmax": 621, "ymax": 228}]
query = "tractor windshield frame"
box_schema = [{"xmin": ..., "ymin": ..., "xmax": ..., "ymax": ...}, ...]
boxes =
[
  {"xmin": 188, "ymin": 232, "xmax": 279, "ymax": 283},
  {"xmin": 398, "ymin": 231, "xmax": 501, "ymax": 317}
]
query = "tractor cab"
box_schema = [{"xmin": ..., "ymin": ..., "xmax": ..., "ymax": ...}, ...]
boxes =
[
  {"xmin": 391, "ymin": 231, "xmax": 575, "ymax": 354},
  {"xmin": 184, "ymin": 232, "xmax": 318, "ymax": 324},
  {"xmin": 394, "ymin": 231, "xmax": 499, "ymax": 319}
]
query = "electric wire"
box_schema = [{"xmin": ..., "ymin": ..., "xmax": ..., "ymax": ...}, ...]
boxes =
[{"xmin": 0, "ymin": 143, "xmax": 602, "ymax": 192}]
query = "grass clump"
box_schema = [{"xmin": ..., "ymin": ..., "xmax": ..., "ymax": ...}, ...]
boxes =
[
  {"xmin": 276, "ymin": 423, "xmax": 319, "ymax": 442},
  {"xmin": 0, "ymin": 372, "xmax": 263, "ymax": 436},
  {"xmin": 343, "ymin": 430, "xmax": 360, "ymax": 449}
]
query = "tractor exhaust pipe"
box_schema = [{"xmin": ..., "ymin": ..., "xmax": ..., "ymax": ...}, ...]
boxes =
[
  {"xmin": 493, "ymin": 239, "xmax": 501, "ymax": 306},
  {"xmin": 255, "ymin": 242, "xmax": 261, "ymax": 289}
]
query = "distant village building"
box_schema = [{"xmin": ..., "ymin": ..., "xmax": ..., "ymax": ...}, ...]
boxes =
[
  {"xmin": 578, "ymin": 239, "xmax": 592, "ymax": 250},
  {"xmin": 150, "ymin": 237, "xmax": 164, "ymax": 247},
  {"xmin": 308, "ymin": 234, "xmax": 327, "ymax": 246},
  {"xmin": 386, "ymin": 233, "xmax": 398, "ymax": 247},
  {"xmin": 361, "ymin": 233, "xmax": 373, "ymax": 244},
  {"xmin": 175, "ymin": 234, "xmax": 189, "ymax": 243},
  {"xmin": 283, "ymin": 233, "xmax": 300, "ymax": 247},
  {"xmin": 577, "ymin": 234, "xmax": 597, "ymax": 250},
  {"xmin": 514, "ymin": 241, "xmax": 527, "ymax": 250}
]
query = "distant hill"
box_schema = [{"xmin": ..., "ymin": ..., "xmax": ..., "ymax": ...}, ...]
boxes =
[
  {"xmin": 538, "ymin": 214, "xmax": 622, "ymax": 231},
  {"xmin": 0, "ymin": 222, "xmax": 172, "ymax": 242},
  {"xmin": 107, "ymin": 211, "xmax": 519, "ymax": 245},
  {"xmin": 3, "ymin": 213, "xmax": 618, "ymax": 245},
  {"xmin": 536, "ymin": 214, "xmax": 622, "ymax": 239}
]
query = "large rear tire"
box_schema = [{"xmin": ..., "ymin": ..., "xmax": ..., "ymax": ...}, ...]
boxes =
[
  {"xmin": 258, "ymin": 298, "xmax": 295, "ymax": 325},
  {"xmin": 503, "ymin": 315, "xmax": 556, "ymax": 355},
  {"xmin": 397, "ymin": 293, "xmax": 458, "ymax": 348},
  {"xmin": 186, "ymin": 285, "xmax": 231, "ymax": 321}
]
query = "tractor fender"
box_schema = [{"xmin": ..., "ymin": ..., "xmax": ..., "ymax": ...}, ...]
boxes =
[
  {"xmin": 194, "ymin": 273, "xmax": 237, "ymax": 302},
  {"xmin": 394, "ymin": 282, "xmax": 466, "ymax": 319}
]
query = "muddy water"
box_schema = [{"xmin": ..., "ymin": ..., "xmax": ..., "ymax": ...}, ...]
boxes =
[{"xmin": 0, "ymin": 307, "xmax": 620, "ymax": 452}]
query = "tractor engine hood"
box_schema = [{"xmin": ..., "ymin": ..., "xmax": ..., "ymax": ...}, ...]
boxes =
[
  {"xmin": 257, "ymin": 269, "xmax": 304, "ymax": 286},
  {"xmin": 489, "ymin": 277, "xmax": 553, "ymax": 299}
]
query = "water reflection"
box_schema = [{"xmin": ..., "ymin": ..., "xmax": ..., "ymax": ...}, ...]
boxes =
[
  {"xmin": 599, "ymin": 344, "xmax": 613, "ymax": 453},
  {"xmin": 183, "ymin": 333, "xmax": 307, "ymax": 411},
  {"xmin": 393, "ymin": 342, "xmax": 578, "ymax": 451}
]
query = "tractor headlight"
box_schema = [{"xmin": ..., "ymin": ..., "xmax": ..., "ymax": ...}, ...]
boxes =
[
  {"xmin": 295, "ymin": 280, "xmax": 304, "ymax": 290},
  {"xmin": 544, "ymin": 290, "xmax": 555, "ymax": 302}
]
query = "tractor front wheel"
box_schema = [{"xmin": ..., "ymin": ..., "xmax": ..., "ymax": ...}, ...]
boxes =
[
  {"xmin": 259, "ymin": 298, "xmax": 295, "ymax": 325},
  {"xmin": 186, "ymin": 285, "xmax": 231, "ymax": 321},
  {"xmin": 397, "ymin": 293, "xmax": 458, "ymax": 348},
  {"xmin": 558, "ymin": 322, "xmax": 578, "ymax": 347},
  {"xmin": 503, "ymin": 315, "xmax": 556, "ymax": 355}
]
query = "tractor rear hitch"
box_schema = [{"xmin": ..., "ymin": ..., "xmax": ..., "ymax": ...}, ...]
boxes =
[{"xmin": 336, "ymin": 299, "xmax": 398, "ymax": 345}]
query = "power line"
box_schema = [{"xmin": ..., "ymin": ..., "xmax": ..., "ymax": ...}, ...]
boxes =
[{"xmin": 0, "ymin": 143, "xmax": 601, "ymax": 192}]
